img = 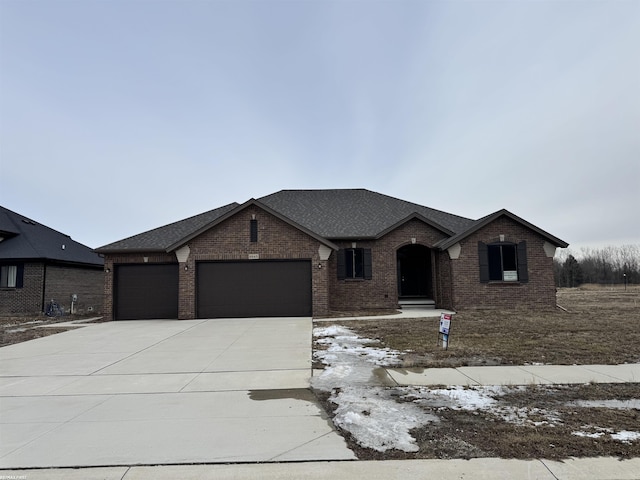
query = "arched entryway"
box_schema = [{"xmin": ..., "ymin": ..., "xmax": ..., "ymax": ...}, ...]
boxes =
[{"xmin": 397, "ymin": 244, "xmax": 433, "ymax": 302}]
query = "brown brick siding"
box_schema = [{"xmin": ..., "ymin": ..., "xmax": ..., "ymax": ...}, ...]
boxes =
[
  {"xmin": 0, "ymin": 262, "xmax": 44, "ymax": 315},
  {"xmin": 450, "ymin": 216, "xmax": 557, "ymax": 309},
  {"xmin": 328, "ymin": 219, "xmax": 449, "ymax": 311},
  {"xmin": 103, "ymin": 205, "xmax": 330, "ymax": 320},
  {"xmin": 0, "ymin": 262, "xmax": 103, "ymax": 316},
  {"xmin": 43, "ymin": 265, "xmax": 104, "ymax": 315},
  {"xmin": 187, "ymin": 205, "xmax": 328, "ymax": 318},
  {"xmin": 102, "ymin": 212, "xmax": 560, "ymax": 318}
]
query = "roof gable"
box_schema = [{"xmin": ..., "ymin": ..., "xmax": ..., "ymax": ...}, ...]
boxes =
[
  {"xmin": 0, "ymin": 206, "xmax": 104, "ymax": 266},
  {"xmin": 167, "ymin": 199, "xmax": 339, "ymax": 251},
  {"xmin": 435, "ymin": 209, "xmax": 569, "ymax": 249}
]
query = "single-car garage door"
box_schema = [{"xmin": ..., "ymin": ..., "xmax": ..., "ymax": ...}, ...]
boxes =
[
  {"xmin": 115, "ymin": 264, "xmax": 179, "ymax": 320},
  {"xmin": 197, "ymin": 260, "xmax": 312, "ymax": 318}
]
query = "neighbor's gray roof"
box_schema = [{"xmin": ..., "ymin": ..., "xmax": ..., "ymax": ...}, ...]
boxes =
[
  {"xmin": 259, "ymin": 189, "xmax": 476, "ymax": 239},
  {"xmin": 96, "ymin": 203, "xmax": 239, "ymax": 252},
  {"xmin": 0, "ymin": 206, "xmax": 104, "ymax": 266}
]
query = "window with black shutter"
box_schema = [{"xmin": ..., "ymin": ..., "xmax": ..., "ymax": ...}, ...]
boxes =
[
  {"xmin": 478, "ymin": 241, "xmax": 528, "ymax": 283},
  {"xmin": 337, "ymin": 248, "xmax": 372, "ymax": 280},
  {"xmin": 0, "ymin": 263, "xmax": 23, "ymax": 288}
]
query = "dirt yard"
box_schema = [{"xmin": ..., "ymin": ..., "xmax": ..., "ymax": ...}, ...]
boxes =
[
  {"xmin": 0, "ymin": 315, "xmax": 105, "ymax": 347},
  {"xmin": 314, "ymin": 286, "xmax": 640, "ymax": 461}
]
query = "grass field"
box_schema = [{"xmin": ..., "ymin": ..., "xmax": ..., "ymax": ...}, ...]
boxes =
[{"xmin": 338, "ymin": 286, "xmax": 640, "ymax": 367}]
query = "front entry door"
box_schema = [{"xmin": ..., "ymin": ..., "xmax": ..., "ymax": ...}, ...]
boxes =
[{"xmin": 397, "ymin": 244, "xmax": 432, "ymax": 298}]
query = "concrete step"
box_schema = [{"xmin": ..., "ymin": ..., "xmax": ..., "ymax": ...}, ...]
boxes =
[{"xmin": 399, "ymin": 298, "xmax": 436, "ymax": 309}]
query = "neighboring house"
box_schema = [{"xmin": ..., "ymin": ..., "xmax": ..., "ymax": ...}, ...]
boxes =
[
  {"xmin": 96, "ymin": 189, "xmax": 568, "ymax": 320},
  {"xmin": 0, "ymin": 206, "xmax": 104, "ymax": 316}
]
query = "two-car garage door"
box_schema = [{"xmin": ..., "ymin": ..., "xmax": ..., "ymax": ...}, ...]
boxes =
[
  {"xmin": 114, "ymin": 261, "xmax": 311, "ymax": 320},
  {"xmin": 197, "ymin": 261, "xmax": 312, "ymax": 318}
]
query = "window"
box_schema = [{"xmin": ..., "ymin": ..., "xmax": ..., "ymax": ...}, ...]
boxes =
[
  {"xmin": 478, "ymin": 241, "xmax": 528, "ymax": 283},
  {"xmin": 0, "ymin": 264, "xmax": 22, "ymax": 288},
  {"xmin": 337, "ymin": 248, "xmax": 372, "ymax": 280},
  {"xmin": 250, "ymin": 219, "xmax": 258, "ymax": 242}
]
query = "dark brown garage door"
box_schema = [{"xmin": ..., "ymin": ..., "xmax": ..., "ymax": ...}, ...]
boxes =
[
  {"xmin": 197, "ymin": 261, "xmax": 312, "ymax": 318},
  {"xmin": 115, "ymin": 264, "xmax": 179, "ymax": 320}
]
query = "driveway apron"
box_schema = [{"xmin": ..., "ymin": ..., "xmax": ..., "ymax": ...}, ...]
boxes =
[{"xmin": 0, "ymin": 318, "xmax": 355, "ymax": 468}]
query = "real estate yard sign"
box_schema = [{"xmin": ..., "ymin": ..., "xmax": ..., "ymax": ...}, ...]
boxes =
[{"xmin": 438, "ymin": 313, "xmax": 452, "ymax": 350}]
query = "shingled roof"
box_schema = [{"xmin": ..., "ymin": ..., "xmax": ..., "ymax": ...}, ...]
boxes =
[
  {"xmin": 97, "ymin": 190, "xmax": 479, "ymax": 252},
  {"xmin": 0, "ymin": 206, "xmax": 103, "ymax": 266},
  {"xmin": 259, "ymin": 189, "xmax": 476, "ymax": 238},
  {"xmin": 96, "ymin": 202, "xmax": 239, "ymax": 253}
]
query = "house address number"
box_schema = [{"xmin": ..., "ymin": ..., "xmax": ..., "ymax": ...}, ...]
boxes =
[{"xmin": 248, "ymin": 254, "xmax": 259, "ymax": 260}]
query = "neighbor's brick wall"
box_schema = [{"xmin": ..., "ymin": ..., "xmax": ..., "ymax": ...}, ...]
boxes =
[
  {"xmin": 102, "ymin": 252, "xmax": 176, "ymax": 321},
  {"xmin": 0, "ymin": 262, "xmax": 44, "ymax": 315},
  {"xmin": 451, "ymin": 216, "xmax": 557, "ymax": 309},
  {"xmin": 44, "ymin": 265, "xmax": 103, "ymax": 315},
  {"xmin": 328, "ymin": 219, "xmax": 449, "ymax": 311}
]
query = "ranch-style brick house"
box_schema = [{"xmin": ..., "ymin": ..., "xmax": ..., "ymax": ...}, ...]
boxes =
[
  {"xmin": 0, "ymin": 206, "xmax": 104, "ymax": 316},
  {"xmin": 96, "ymin": 189, "xmax": 568, "ymax": 320}
]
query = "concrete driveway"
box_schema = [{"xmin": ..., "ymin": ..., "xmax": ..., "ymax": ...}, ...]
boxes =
[{"xmin": 0, "ymin": 318, "xmax": 355, "ymax": 468}]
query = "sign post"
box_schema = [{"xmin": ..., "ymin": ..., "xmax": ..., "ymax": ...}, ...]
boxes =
[{"xmin": 438, "ymin": 313, "xmax": 452, "ymax": 350}]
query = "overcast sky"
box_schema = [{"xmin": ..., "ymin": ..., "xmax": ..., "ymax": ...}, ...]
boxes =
[{"xmin": 1, "ymin": 0, "xmax": 638, "ymax": 252}]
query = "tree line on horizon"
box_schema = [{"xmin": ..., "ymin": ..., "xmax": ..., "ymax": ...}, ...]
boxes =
[{"xmin": 553, "ymin": 245, "xmax": 640, "ymax": 288}]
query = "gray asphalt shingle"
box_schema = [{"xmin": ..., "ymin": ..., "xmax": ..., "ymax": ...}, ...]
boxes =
[
  {"xmin": 96, "ymin": 202, "xmax": 239, "ymax": 252},
  {"xmin": 259, "ymin": 189, "xmax": 475, "ymax": 238},
  {"xmin": 0, "ymin": 206, "xmax": 103, "ymax": 265}
]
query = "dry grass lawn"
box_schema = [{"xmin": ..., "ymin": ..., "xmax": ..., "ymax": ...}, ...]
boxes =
[{"xmin": 339, "ymin": 286, "xmax": 640, "ymax": 367}]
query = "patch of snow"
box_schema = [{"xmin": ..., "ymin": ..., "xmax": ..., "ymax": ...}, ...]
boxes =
[
  {"xmin": 404, "ymin": 386, "xmax": 563, "ymax": 427},
  {"xmin": 572, "ymin": 431, "xmax": 606, "ymax": 438},
  {"xmin": 313, "ymin": 326, "xmax": 402, "ymax": 392},
  {"xmin": 570, "ymin": 399, "xmax": 640, "ymax": 410},
  {"xmin": 331, "ymin": 386, "xmax": 438, "ymax": 453},
  {"xmin": 611, "ymin": 431, "xmax": 640, "ymax": 443},
  {"xmin": 424, "ymin": 386, "xmax": 502, "ymax": 410},
  {"xmin": 313, "ymin": 325, "xmax": 438, "ymax": 452}
]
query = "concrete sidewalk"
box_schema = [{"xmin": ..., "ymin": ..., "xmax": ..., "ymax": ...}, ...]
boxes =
[
  {"xmin": 2, "ymin": 457, "xmax": 639, "ymax": 479},
  {"xmin": 386, "ymin": 363, "xmax": 640, "ymax": 387}
]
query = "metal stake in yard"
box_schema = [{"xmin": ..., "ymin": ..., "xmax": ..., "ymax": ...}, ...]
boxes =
[{"xmin": 437, "ymin": 312, "xmax": 452, "ymax": 350}]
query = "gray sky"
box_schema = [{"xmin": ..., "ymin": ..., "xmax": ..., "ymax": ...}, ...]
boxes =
[{"xmin": 1, "ymin": 0, "xmax": 638, "ymax": 251}]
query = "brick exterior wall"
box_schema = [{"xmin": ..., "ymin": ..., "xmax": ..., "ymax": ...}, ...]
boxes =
[
  {"xmin": 449, "ymin": 216, "xmax": 557, "ymax": 309},
  {"xmin": 0, "ymin": 262, "xmax": 103, "ymax": 316},
  {"xmin": 0, "ymin": 262, "xmax": 44, "ymax": 315},
  {"xmin": 103, "ymin": 205, "xmax": 330, "ymax": 320},
  {"xmin": 328, "ymin": 219, "xmax": 449, "ymax": 311},
  {"xmin": 43, "ymin": 265, "xmax": 104, "ymax": 315},
  {"xmin": 102, "ymin": 211, "xmax": 560, "ymax": 318}
]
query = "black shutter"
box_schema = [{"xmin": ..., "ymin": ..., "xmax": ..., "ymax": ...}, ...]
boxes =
[
  {"xmin": 478, "ymin": 241, "xmax": 489, "ymax": 283},
  {"xmin": 363, "ymin": 249, "xmax": 373, "ymax": 280},
  {"xmin": 337, "ymin": 249, "xmax": 346, "ymax": 280},
  {"xmin": 15, "ymin": 263, "xmax": 24, "ymax": 288},
  {"xmin": 517, "ymin": 241, "xmax": 529, "ymax": 283}
]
